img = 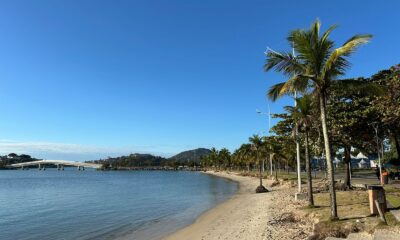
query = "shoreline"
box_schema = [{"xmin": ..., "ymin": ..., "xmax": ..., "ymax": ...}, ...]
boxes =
[
  {"xmin": 164, "ymin": 171, "xmax": 313, "ymax": 240},
  {"xmin": 113, "ymin": 171, "xmax": 240, "ymax": 240}
]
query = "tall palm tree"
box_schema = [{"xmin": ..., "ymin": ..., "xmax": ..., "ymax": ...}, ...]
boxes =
[
  {"xmin": 249, "ymin": 135, "xmax": 268, "ymax": 193},
  {"xmin": 264, "ymin": 19, "xmax": 372, "ymax": 219},
  {"xmin": 209, "ymin": 147, "xmax": 219, "ymax": 170},
  {"xmin": 285, "ymin": 95, "xmax": 315, "ymax": 206},
  {"xmin": 263, "ymin": 136, "xmax": 279, "ymax": 176},
  {"xmin": 200, "ymin": 155, "xmax": 210, "ymax": 168},
  {"xmin": 218, "ymin": 148, "xmax": 231, "ymax": 170},
  {"xmin": 237, "ymin": 144, "xmax": 253, "ymax": 171}
]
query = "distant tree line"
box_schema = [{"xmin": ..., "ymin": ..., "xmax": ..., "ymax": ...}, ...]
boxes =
[
  {"xmin": 90, "ymin": 153, "xmax": 202, "ymax": 170},
  {"xmin": 0, "ymin": 153, "xmax": 39, "ymax": 168}
]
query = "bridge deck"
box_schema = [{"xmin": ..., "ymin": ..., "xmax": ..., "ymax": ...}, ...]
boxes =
[{"xmin": 10, "ymin": 160, "xmax": 102, "ymax": 169}]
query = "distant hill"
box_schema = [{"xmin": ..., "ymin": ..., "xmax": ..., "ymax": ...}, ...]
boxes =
[
  {"xmin": 89, "ymin": 153, "xmax": 167, "ymax": 168},
  {"xmin": 169, "ymin": 148, "xmax": 211, "ymax": 163},
  {"xmin": 88, "ymin": 148, "xmax": 211, "ymax": 169}
]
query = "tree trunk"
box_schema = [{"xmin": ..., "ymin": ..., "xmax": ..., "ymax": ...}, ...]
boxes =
[
  {"xmin": 259, "ymin": 159, "xmax": 263, "ymax": 186},
  {"xmin": 270, "ymin": 154, "xmax": 273, "ymax": 176},
  {"xmin": 296, "ymin": 124, "xmax": 302, "ymax": 193},
  {"xmin": 320, "ymin": 92, "xmax": 338, "ymax": 220},
  {"xmin": 305, "ymin": 129, "xmax": 314, "ymax": 206},
  {"xmin": 287, "ymin": 161, "xmax": 289, "ymax": 174},
  {"xmin": 262, "ymin": 159, "xmax": 265, "ymax": 173},
  {"xmin": 344, "ymin": 145, "xmax": 352, "ymax": 188},
  {"xmin": 392, "ymin": 132, "xmax": 400, "ymax": 163}
]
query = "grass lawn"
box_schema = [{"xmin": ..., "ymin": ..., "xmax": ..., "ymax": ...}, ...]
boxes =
[
  {"xmin": 239, "ymin": 170, "xmax": 325, "ymax": 181},
  {"xmin": 304, "ymin": 190, "xmax": 371, "ymax": 221},
  {"xmin": 301, "ymin": 184, "xmax": 400, "ymax": 238},
  {"xmin": 384, "ymin": 185, "xmax": 400, "ymax": 208}
]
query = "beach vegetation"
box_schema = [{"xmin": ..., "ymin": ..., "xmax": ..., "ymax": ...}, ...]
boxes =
[
  {"xmin": 285, "ymin": 95, "xmax": 315, "ymax": 206},
  {"xmin": 264, "ymin": 19, "xmax": 373, "ymax": 219}
]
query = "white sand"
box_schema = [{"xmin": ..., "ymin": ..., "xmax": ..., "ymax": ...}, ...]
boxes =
[{"xmin": 164, "ymin": 171, "xmax": 313, "ymax": 240}]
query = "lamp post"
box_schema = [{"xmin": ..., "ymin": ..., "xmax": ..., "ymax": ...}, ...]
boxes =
[
  {"xmin": 294, "ymin": 91, "xmax": 302, "ymax": 193},
  {"xmin": 291, "ymin": 44, "xmax": 302, "ymax": 193},
  {"xmin": 370, "ymin": 122, "xmax": 383, "ymax": 185},
  {"xmin": 257, "ymin": 104, "xmax": 272, "ymax": 174},
  {"xmin": 256, "ymin": 103, "xmax": 271, "ymax": 134}
]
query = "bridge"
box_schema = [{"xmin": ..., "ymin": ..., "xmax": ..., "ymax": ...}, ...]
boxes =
[{"xmin": 9, "ymin": 160, "xmax": 102, "ymax": 170}]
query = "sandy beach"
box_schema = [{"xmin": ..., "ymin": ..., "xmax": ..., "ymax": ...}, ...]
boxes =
[{"xmin": 165, "ymin": 171, "xmax": 313, "ymax": 240}]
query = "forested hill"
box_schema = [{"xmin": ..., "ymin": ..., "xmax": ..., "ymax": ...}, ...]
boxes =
[
  {"xmin": 89, "ymin": 148, "xmax": 211, "ymax": 169},
  {"xmin": 169, "ymin": 148, "xmax": 211, "ymax": 163},
  {"xmin": 90, "ymin": 153, "xmax": 167, "ymax": 168}
]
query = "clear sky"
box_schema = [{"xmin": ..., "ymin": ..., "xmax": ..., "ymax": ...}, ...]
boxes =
[{"xmin": 0, "ymin": 0, "xmax": 399, "ymax": 160}]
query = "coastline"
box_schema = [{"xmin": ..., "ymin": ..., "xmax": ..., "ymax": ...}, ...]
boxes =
[{"xmin": 164, "ymin": 171, "xmax": 313, "ymax": 240}]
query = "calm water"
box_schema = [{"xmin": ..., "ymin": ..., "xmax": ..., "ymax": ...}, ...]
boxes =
[{"xmin": 0, "ymin": 169, "xmax": 237, "ymax": 240}]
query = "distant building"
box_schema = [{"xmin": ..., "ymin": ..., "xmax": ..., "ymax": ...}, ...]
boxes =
[
  {"xmin": 358, "ymin": 159, "xmax": 369, "ymax": 168},
  {"xmin": 333, "ymin": 157, "xmax": 341, "ymax": 168},
  {"xmin": 370, "ymin": 160, "xmax": 380, "ymax": 168},
  {"xmin": 348, "ymin": 152, "xmax": 371, "ymax": 169},
  {"xmin": 312, "ymin": 152, "xmax": 373, "ymax": 170},
  {"xmin": 311, "ymin": 156, "xmax": 326, "ymax": 170}
]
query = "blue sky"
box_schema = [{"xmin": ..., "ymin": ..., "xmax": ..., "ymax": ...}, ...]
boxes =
[{"xmin": 0, "ymin": 0, "xmax": 398, "ymax": 160}]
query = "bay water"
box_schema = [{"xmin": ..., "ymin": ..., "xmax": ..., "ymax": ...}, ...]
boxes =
[{"xmin": 0, "ymin": 169, "xmax": 238, "ymax": 240}]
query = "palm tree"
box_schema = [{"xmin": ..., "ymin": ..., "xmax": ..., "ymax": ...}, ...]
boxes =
[
  {"xmin": 264, "ymin": 136, "xmax": 291, "ymax": 179},
  {"xmin": 209, "ymin": 147, "xmax": 219, "ymax": 170},
  {"xmin": 285, "ymin": 95, "xmax": 315, "ymax": 206},
  {"xmin": 249, "ymin": 134, "xmax": 268, "ymax": 193},
  {"xmin": 218, "ymin": 148, "xmax": 231, "ymax": 170},
  {"xmin": 264, "ymin": 19, "xmax": 372, "ymax": 219},
  {"xmin": 263, "ymin": 136, "xmax": 277, "ymax": 176},
  {"xmin": 237, "ymin": 144, "xmax": 253, "ymax": 172}
]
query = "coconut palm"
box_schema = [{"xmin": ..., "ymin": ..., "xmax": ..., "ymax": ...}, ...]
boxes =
[
  {"xmin": 209, "ymin": 147, "xmax": 219, "ymax": 170},
  {"xmin": 264, "ymin": 136, "xmax": 291, "ymax": 179},
  {"xmin": 249, "ymin": 135, "xmax": 268, "ymax": 193},
  {"xmin": 218, "ymin": 148, "xmax": 231, "ymax": 170},
  {"xmin": 285, "ymin": 95, "xmax": 315, "ymax": 206},
  {"xmin": 264, "ymin": 19, "xmax": 372, "ymax": 219},
  {"xmin": 236, "ymin": 144, "xmax": 253, "ymax": 171},
  {"xmin": 263, "ymin": 136, "xmax": 277, "ymax": 176}
]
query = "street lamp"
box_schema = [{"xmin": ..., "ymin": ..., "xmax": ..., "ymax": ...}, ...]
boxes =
[
  {"xmin": 256, "ymin": 105, "xmax": 272, "ymax": 174},
  {"xmin": 370, "ymin": 122, "xmax": 383, "ymax": 185},
  {"xmin": 256, "ymin": 103, "xmax": 271, "ymax": 135}
]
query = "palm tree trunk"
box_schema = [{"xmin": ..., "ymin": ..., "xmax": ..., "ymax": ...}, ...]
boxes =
[
  {"xmin": 305, "ymin": 129, "xmax": 314, "ymax": 206},
  {"xmin": 344, "ymin": 145, "xmax": 351, "ymax": 188},
  {"xmin": 319, "ymin": 92, "xmax": 338, "ymax": 219},
  {"xmin": 286, "ymin": 160, "xmax": 289, "ymax": 174},
  {"xmin": 270, "ymin": 154, "xmax": 273, "ymax": 176},
  {"xmin": 296, "ymin": 124, "xmax": 302, "ymax": 193},
  {"xmin": 259, "ymin": 159, "xmax": 263, "ymax": 186},
  {"xmin": 262, "ymin": 159, "xmax": 265, "ymax": 173}
]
